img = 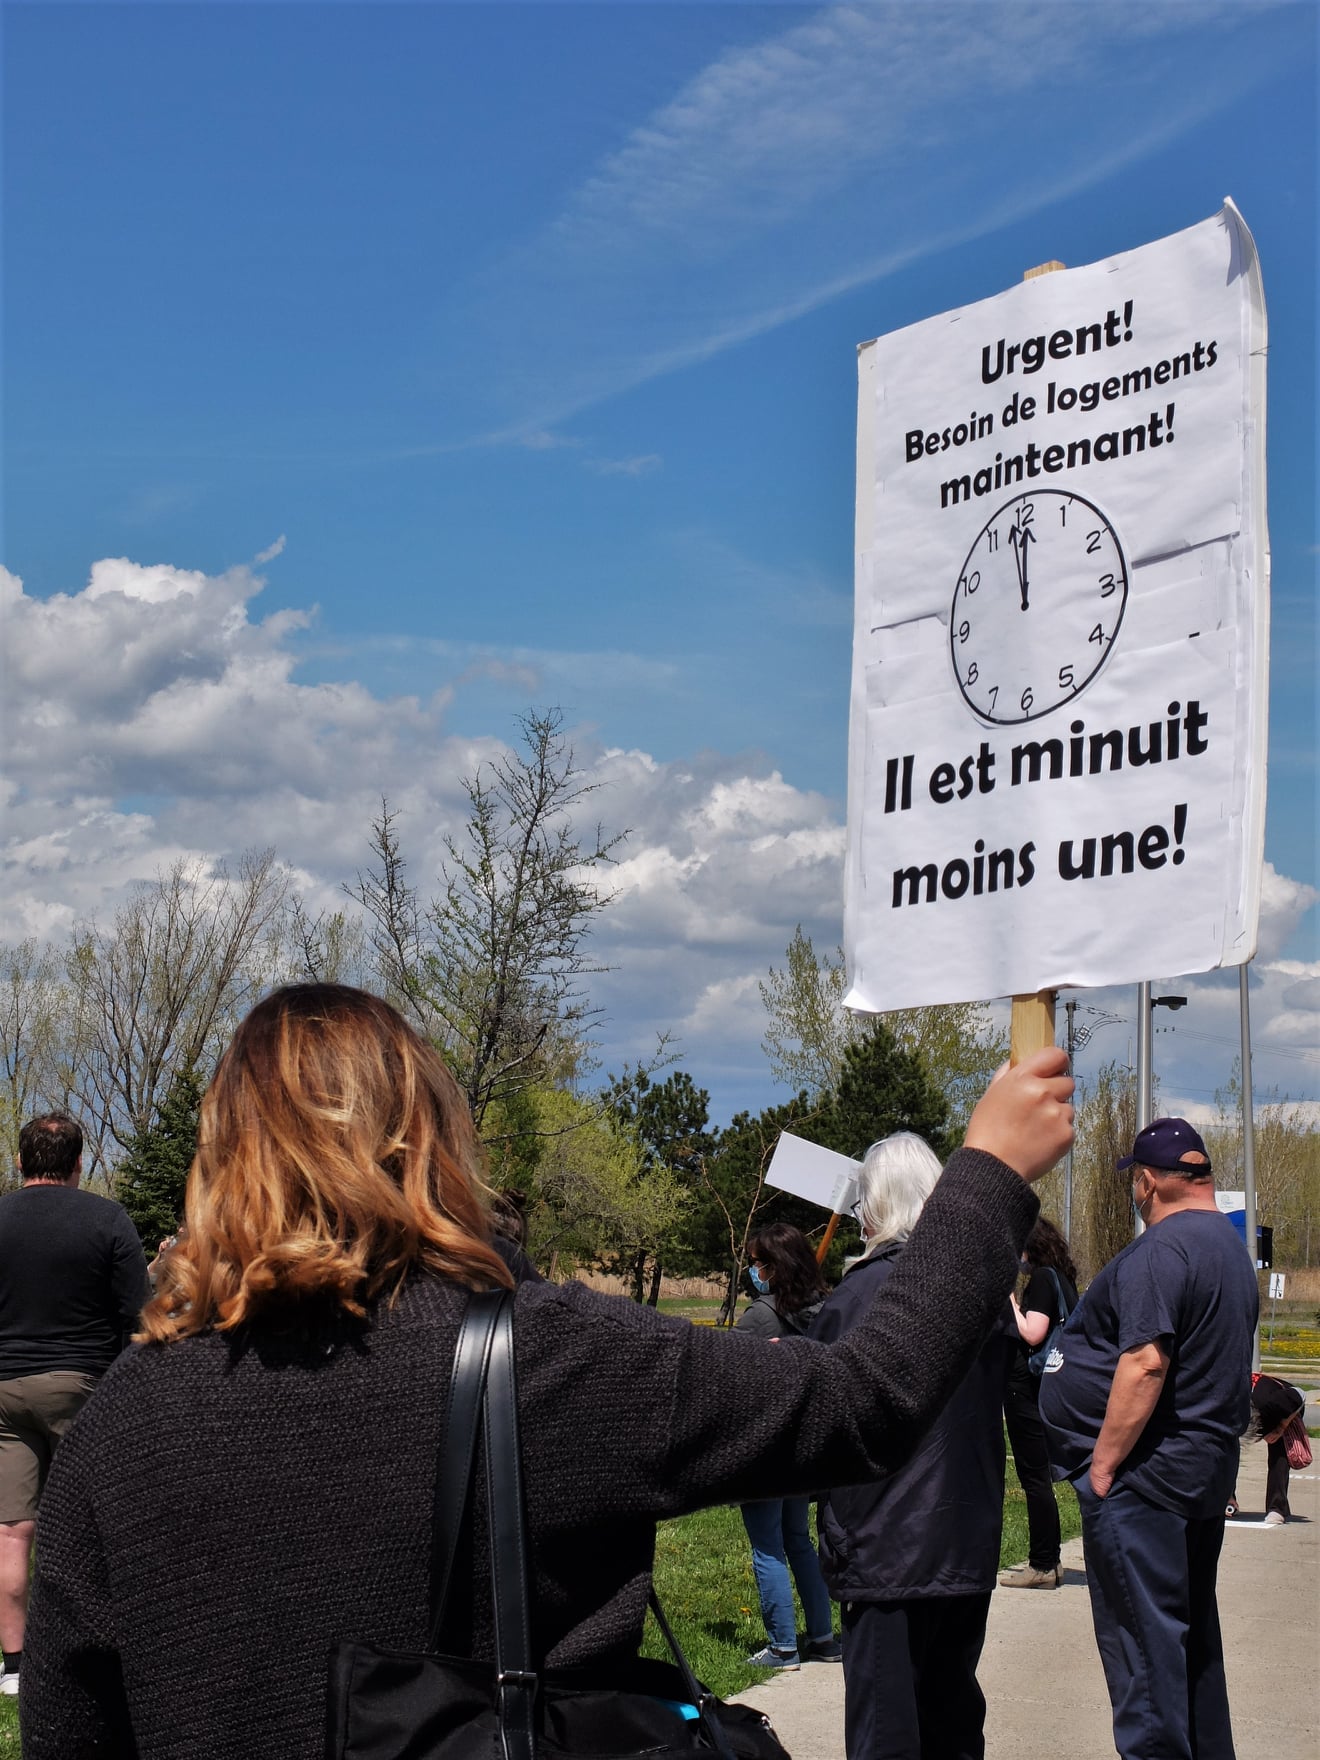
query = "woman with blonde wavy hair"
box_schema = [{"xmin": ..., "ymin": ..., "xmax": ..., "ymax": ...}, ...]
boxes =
[{"xmin": 21, "ymin": 984, "xmax": 1072, "ymax": 1760}]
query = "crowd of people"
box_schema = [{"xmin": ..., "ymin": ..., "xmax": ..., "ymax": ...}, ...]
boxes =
[{"xmin": 0, "ymin": 981, "xmax": 1288, "ymax": 1760}]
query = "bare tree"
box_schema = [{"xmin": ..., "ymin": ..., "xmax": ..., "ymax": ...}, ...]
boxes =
[
  {"xmin": 66, "ymin": 851, "xmax": 287, "ymax": 1157},
  {"xmin": 1205, "ymin": 1066, "xmax": 1319, "ymax": 1266},
  {"xmin": 351, "ymin": 711, "xmax": 623, "ymax": 1127},
  {"xmin": 284, "ymin": 898, "xmax": 369, "ymax": 987},
  {"xmin": 1072, "ymin": 1059, "xmax": 1137, "ymax": 1282},
  {"xmin": 0, "ymin": 939, "xmax": 71, "ymax": 1181},
  {"xmin": 349, "ymin": 801, "xmax": 429, "ymax": 1022}
]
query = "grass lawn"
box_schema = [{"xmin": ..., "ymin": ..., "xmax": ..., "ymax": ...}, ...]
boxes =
[{"xmin": 644, "ymin": 1457, "xmax": 1080, "ymax": 1697}]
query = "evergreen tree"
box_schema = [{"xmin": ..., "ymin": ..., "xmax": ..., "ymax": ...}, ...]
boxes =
[
  {"xmin": 695, "ymin": 1092, "xmax": 844, "ymax": 1319},
  {"xmin": 604, "ymin": 1068, "xmax": 713, "ymax": 1299},
  {"xmin": 824, "ymin": 1020, "xmax": 952, "ymax": 1163},
  {"xmin": 116, "ymin": 1067, "xmax": 202, "ymax": 1248}
]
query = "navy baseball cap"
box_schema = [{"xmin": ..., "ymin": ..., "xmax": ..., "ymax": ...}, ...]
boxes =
[{"xmin": 1117, "ymin": 1117, "xmax": 1212, "ymax": 1174}]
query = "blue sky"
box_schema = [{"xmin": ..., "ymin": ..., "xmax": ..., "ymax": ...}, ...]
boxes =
[{"xmin": 3, "ymin": 1, "xmax": 1316, "ymax": 1124}]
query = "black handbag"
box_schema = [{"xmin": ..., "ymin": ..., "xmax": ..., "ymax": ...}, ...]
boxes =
[
  {"xmin": 326, "ymin": 1289, "xmax": 791, "ymax": 1760},
  {"xmin": 1026, "ymin": 1268, "xmax": 1069, "ymax": 1378}
]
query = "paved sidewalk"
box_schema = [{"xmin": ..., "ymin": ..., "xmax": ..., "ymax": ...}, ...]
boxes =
[{"xmin": 739, "ymin": 1443, "xmax": 1318, "ymax": 1760}]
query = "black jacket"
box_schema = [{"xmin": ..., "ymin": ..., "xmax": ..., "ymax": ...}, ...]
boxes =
[
  {"xmin": 811, "ymin": 1242, "xmax": 1016, "ymax": 1600},
  {"xmin": 23, "ymin": 1149, "xmax": 1036, "ymax": 1760}
]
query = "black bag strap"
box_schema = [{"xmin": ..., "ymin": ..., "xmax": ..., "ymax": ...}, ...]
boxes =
[
  {"xmin": 429, "ymin": 1289, "xmax": 507, "ymax": 1648},
  {"xmin": 648, "ymin": 1593, "xmax": 737, "ymax": 1760},
  {"xmin": 484, "ymin": 1294, "xmax": 537, "ymax": 1760},
  {"xmin": 433, "ymin": 1290, "xmax": 734, "ymax": 1760},
  {"xmin": 1045, "ymin": 1267, "xmax": 1069, "ymax": 1327}
]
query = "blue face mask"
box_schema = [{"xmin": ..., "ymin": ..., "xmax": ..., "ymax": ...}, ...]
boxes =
[{"xmin": 747, "ymin": 1264, "xmax": 769, "ymax": 1294}]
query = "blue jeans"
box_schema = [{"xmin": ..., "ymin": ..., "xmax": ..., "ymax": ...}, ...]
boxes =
[{"xmin": 740, "ymin": 1498, "xmax": 835, "ymax": 1652}]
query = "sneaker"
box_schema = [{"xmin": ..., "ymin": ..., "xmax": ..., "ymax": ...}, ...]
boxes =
[
  {"xmin": 1263, "ymin": 1510, "xmax": 1286, "ymax": 1527},
  {"xmin": 803, "ymin": 1636, "xmax": 843, "ymax": 1663},
  {"xmin": 746, "ymin": 1644, "xmax": 800, "ymax": 1671},
  {"xmin": 997, "ymin": 1563, "xmax": 1061, "ymax": 1589},
  {"xmin": 0, "ymin": 1672, "xmax": 18, "ymax": 1696}
]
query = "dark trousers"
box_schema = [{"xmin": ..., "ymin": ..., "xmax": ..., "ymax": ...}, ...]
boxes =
[
  {"xmin": 1078, "ymin": 1479, "xmax": 1234, "ymax": 1760},
  {"xmin": 839, "ymin": 1594, "xmax": 992, "ymax": 1760},
  {"xmin": 1264, "ymin": 1438, "xmax": 1291, "ymax": 1518},
  {"xmin": 1003, "ymin": 1373, "xmax": 1060, "ymax": 1569}
]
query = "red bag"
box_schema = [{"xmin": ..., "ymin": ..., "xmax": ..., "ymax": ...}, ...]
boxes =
[{"xmin": 1283, "ymin": 1413, "xmax": 1312, "ymax": 1471}]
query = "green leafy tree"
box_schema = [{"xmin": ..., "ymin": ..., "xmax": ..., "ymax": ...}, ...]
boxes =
[
  {"xmin": 481, "ymin": 1083, "xmax": 549, "ymax": 1212},
  {"xmin": 759, "ymin": 926, "xmax": 1004, "ymax": 1129},
  {"xmin": 115, "ymin": 1067, "xmax": 203, "ymax": 1249},
  {"xmin": 759, "ymin": 928, "xmax": 859, "ymax": 1098},
  {"xmin": 516, "ymin": 1088, "xmax": 686, "ymax": 1282}
]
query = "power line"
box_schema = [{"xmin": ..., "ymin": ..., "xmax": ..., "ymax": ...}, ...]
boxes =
[{"xmin": 1073, "ymin": 1014, "xmax": 1320, "ymax": 1069}]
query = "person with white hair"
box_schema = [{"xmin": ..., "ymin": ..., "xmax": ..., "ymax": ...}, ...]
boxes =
[{"xmin": 811, "ymin": 1131, "xmax": 1016, "ymax": 1760}]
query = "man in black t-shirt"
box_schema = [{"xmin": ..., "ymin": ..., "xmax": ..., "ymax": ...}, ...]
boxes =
[
  {"xmin": 0, "ymin": 1114, "xmax": 149, "ymax": 1695},
  {"xmin": 1039, "ymin": 1118, "xmax": 1258, "ymax": 1760}
]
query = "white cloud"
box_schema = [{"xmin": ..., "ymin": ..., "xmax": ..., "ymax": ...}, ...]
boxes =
[
  {"xmin": 516, "ymin": 430, "xmax": 584, "ymax": 453},
  {"xmin": 1163, "ymin": 1096, "xmax": 1320, "ymax": 1133},
  {"xmin": 2, "ymin": 554, "xmax": 1313, "ymax": 1120},
  {"xmin": 588, "ymin": 453, "xmax": 662, "ymax": 478},
  {"xmin": 254, "ymin": 534, "xmax": 287, "ymax": 564},
  {"xmin": 680, "ymin": 972, "xmax": 766, "ymax": 1042},
  {"xmin": 1256, "ymin": 866, "xmax": 1319, "ymax": 961},
  {"xmin": 1282, "ymin": 974, "xmax": 1320, "ymax": 1012},
  {"xmin": 83, "ymin": 557, "xmax": 208, "ymax": 603},
  {"xmin": 0, "ymin": 559, "xmax": 847, "ymax": 1112}
]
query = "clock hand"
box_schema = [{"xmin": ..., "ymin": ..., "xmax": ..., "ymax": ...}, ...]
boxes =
[
  {"xmin": 1020, "ymin": 522, "xmax": 1035, "ymax": 608},
  {"xmin": 1010, "ymin": 521, "xmax": 1036, "ymax": 610},
  {"xmin": 1008, "ymin": 521, "xmax": 1028, "ymax": 609}
]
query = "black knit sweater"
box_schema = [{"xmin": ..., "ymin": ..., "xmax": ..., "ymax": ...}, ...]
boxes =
[{"xmin": 22, "ymin": 1149, "xmax": 1036, "ymax": 1759}]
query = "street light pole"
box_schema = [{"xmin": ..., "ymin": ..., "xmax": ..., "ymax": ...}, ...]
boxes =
[
  {"xmin": 1135, "ymin": 983, "xmax": 1152, "ymax": 1233},
  {"xmin": 1133, "ymin": 986, "xmax": 1188, "ymax": 1236}
]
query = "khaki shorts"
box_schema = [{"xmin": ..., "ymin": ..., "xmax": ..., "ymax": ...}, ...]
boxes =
[{"xmin": 0, "ymin": 1370, "xmax": 98, "ymax": 1522}]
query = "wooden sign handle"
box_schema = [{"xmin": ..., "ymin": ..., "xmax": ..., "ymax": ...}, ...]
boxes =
[
  {"xmin": 1010, "ymin": 991, "xmax": 1057, "ymax": 1065},
  {"xmin": 816, "ymin": 1212, "xmax": 842, "ymax": 1264}
]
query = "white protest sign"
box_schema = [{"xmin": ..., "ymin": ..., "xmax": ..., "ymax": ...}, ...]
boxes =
[
  {"xmin": 846, "ymin": 204, "xmax": 1268, "ymax": 1012},
  {"xmin": 765, "ymin": 1131, "xmax": 859, "ymax": 1216}
]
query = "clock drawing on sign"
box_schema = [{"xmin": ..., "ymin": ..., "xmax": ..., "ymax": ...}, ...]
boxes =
[{"xmin": 949, "ymin": 489, "xmax": 1128, "ymax": 724}]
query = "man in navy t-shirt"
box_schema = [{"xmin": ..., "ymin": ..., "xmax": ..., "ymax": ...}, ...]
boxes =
[{"xmin": 1039, "ymin": 1118, "xmax": 1257, "ymax": 1760}]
